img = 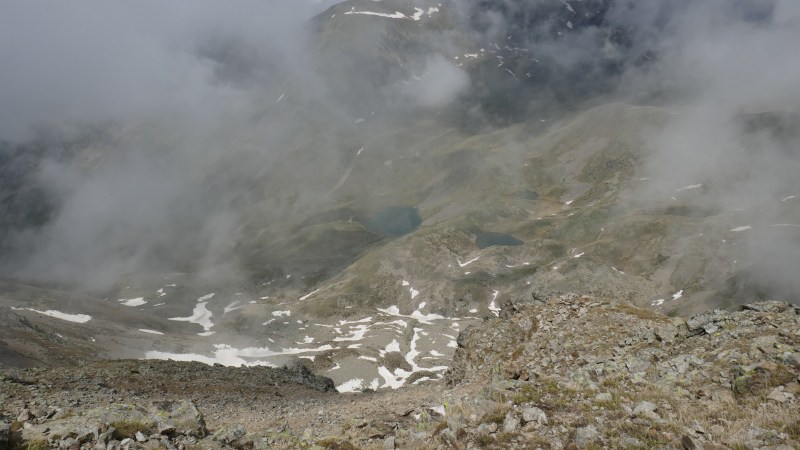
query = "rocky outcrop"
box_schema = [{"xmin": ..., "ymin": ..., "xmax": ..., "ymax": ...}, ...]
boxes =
[
  {"xmin": 0, "ymin": 360, "xmax": 338, "ymax": 449},
  {"xmin": 15, "ymin": 400, "xmax": 206, "ymax": 449},
  {"xmin": 0, "ymin": 416, "xmax": 10, "ymax": 450},
  {"xmin": 440, "ymin": 294, "xmax": 800, "ymax": 449}
]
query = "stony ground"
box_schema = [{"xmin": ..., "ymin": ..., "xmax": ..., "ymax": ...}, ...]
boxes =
[{"xmin": 1, "ymin": 294, "xmax": 799, "ymax": 449}]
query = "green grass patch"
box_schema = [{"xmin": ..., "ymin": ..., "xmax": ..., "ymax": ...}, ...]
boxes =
[
  {"xmin": 731, "ymin": 363, "xmax": 795, "ymax": 398},
  {"xmin": 22, "ymin": 440, "xmax": 49, "ymax": 450},
  {"xmin": 481, "ymin": 405, "xmax": 511, "ymax": 425},
  {"xmin": 316, "ymin": 438, "xmax": 360, "ymax": 450},
  {"xmin": 109, "ymin": 420, "xmax": 156, "ymax": 439}
]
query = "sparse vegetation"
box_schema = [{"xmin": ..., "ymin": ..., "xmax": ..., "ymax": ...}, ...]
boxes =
[
  {"xmin": 785, "ymin": 421, "xmax": 800, "ymax": 441},
  {"xmin": 616, "ymin": 421, "xmax": 673, "ymax": 448},
  {"xmin": 482, "ymin": 405, "xmax": 512, "ymax": 425},
  {"xmin": 315, "ymin": 437, "xmax": 360, "ymax": 450},
  {"xmin": 109, "ymin": 420, "xmax": 156, "ymax": 439},
  {"xmin": 611, "ymin": 302, "xmax": 672, "ymax": 324},
  {"xmin": 731, "ymin": 363, "xmax": 795, "ymax": 398},
  {"xmin": 22, "ymin": 440, "xmax": 49, "ymax": 450},
  {"xmin": 9, "ymin": 421, "xmax": 23, "ymax": 434}
]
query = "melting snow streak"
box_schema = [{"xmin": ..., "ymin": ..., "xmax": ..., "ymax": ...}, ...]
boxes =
[
  {"xmin": 13, "ymin": 308, "xmax": 92, "ymax": 323},
  {"xmin": 168, "ymin": 302, "xmax": 214, "ymax": 331}
]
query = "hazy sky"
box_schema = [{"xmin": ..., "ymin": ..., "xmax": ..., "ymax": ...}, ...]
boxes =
[{"xmin": 0, "ymin": 0, "xmax": 339, "ymax": 141}]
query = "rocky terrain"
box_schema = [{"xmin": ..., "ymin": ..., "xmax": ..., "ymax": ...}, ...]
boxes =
[
  {"xmin": 1, "ymin": 0, "xmax": 799, "ymax": 449},
  {"xmin": 1, "ymin": 294, "xmax": 798, "ymax": 449}
]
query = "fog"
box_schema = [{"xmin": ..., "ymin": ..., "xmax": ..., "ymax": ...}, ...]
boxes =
[
  {"xmin": 1, "ymin": 0, "xmax": 798, "ymax": 301},
  {"xmin": 0, "ymin": 0, "xmax": 341, "ymax": 289},
  {"xmin": 0, "ymin": 1, "xmax": 342, "ymax": 141},
  {"xmin": 402, "ymin": 56, "xmax": 470, "ymax": 109},
  {"xmin": 627, "ymin": 1, "xmax": 800, "ymax": 299},
  {"xmin": 460, "ymin": 0, "xmax": 800, "ymax": 300}
]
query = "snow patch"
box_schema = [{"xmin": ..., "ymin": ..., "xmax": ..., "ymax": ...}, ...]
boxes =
[
  {"xmin": 457, "ymin": 256, "xmax": 480, "ymax": 267},
  {"xmin": 13, "ymin": 307, "xmax": 92, "ymax": 324},
  {"xmin": 119, "ymin": 297, "xmax": 147, "ymax": 307},
  {"xmin": 410, "ymin": 310, "xmax": 444, "ymax": 323},
  {"xmin": 299, "ymin": 288, "xmax": 320, "ymax": 301},
  {"xmin": 384, "ymin": 340, "xmax": 401, "ymax": 353},
  {"xmin": 344, "ymin": 10, "xmax": 406, "ymax": 19},
  {"xmin": 197, "ymin": 293, "xmax": 215, "ymax": 302},
  {"xmin": 378, "ymin": 366, "xmax": 405, "ymax": 389},
  {"xmin": 223, "ymin": 301, "xmax": 245, "ymax": 315},
  {"xmin": 377, "ymin": 327, "xmax": 449, "ymax": 389},
  {"xmin": 146, "ymin": 344, "xmax": 333, "ymax": 367},
  {"xmin": 730, "ymin": 226, "xmax": 752, "ymax": 232},
  {"xmin": 676, "ymin": 184, "xmax": 702, "ymax": 193},
  {"xmin": 489, "ymin": 290, "xmax": 501, "ymax": 316},
  {"xmin": 379, "ymin": 305, "xmax": 401, "ymax": 315},
  {"xmin": 168, "ymin": 302, "xmax": 214, "ymax": 331},
  {"xmin": 338, "ymin": 317, "xmax": 373, "ymax": 325},
  {"xmin": 337, "ymin": 378, "xmax": 364, "ymax": 393},
  {"xmin": 138, "ymin": 329, "xmax": 164, "ymax": 335},
  {"xmin": 377, "ymin": 305, "xmax": 449, "ymax": 325},
  {"xmin": 333, "ymin": 324, "xmax": 369, "ymax": 342}
]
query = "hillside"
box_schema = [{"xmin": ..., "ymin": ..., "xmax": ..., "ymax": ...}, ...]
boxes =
[{"xmin": 0, "ymin": 1, "xmax": 799, "ymax": 449}]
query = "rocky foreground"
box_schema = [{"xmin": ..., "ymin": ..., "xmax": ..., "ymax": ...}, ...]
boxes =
[{"xmin": 1, "ymin": 295, "xmax": 799, "ymax": 449}]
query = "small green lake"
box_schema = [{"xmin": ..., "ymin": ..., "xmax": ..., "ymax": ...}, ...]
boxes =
[
  {"xmin": 475, "ymin": 231, "xmax": 524, "ymax": 249},
  {"xmin": 361, "ymin": 207, "xmax": 422, "ymax": 237}
]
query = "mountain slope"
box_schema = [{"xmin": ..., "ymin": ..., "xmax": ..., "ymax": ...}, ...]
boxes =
[{"xmin": 0, "ymin": 0, "xmax": 797, "ymax": 400}]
